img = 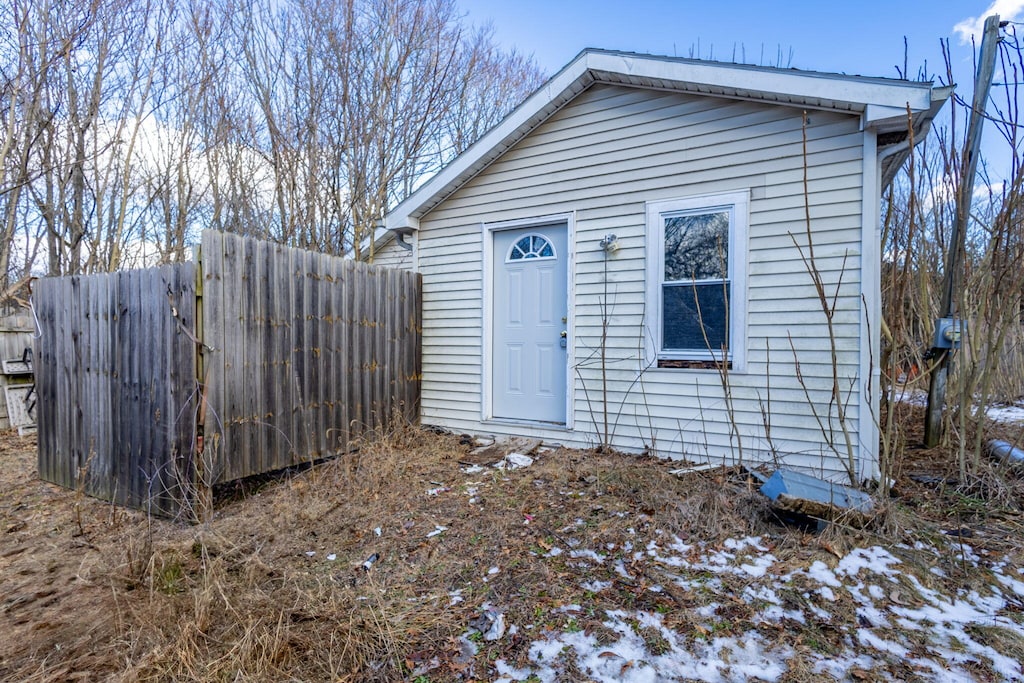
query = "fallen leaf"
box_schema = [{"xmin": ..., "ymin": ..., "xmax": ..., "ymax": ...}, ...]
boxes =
[{"xmin": 820, "ymin": 541, "xmax": 843, "ymax": 559}]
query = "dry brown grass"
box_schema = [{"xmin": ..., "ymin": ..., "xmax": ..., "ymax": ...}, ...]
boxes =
[{"xmin": 1, "ymin": 412, "xmax": 1023, "ymax": 681}]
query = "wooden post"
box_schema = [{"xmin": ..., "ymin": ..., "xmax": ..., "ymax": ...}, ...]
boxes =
[
  {"xmin": 192, "ymin": 244, "xmax": 212, "ymax": 522},
  {"xmin": 924, "ymin": 14, "xmax": 1001, "ymax": 447}
]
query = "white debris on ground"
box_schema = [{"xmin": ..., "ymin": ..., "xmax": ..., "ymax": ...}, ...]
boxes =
[
  {"xmin": 496, "ymin": 453, "xmax": 535, "ymax": 470},
  {"xmin": 493, "ymin": 535, "xmax": 1024, "ymax": 683}
]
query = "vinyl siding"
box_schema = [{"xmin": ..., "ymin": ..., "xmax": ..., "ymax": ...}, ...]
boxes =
[
  {"xmin": 416, "ymin": 83, "xmax": 866, "ymax": 480},
  {"xmin": 369, "ymin": 238, "xmax": 414, "ymax": 270}
]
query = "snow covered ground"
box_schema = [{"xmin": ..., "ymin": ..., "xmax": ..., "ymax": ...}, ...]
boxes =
[
  {"xmin": 491, "ymin": 535, "xmax": 1024, "ymax": 682},
  {"xmin": 895, "ymin": 387, "xmax": 1024, "ymax": 426}
]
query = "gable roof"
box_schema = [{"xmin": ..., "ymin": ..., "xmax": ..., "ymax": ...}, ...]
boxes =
[{"xmin": 385, "ymin": 48, "xmax": 952, "ymax": 231}]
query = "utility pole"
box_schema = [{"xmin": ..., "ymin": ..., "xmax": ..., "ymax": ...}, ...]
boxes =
[{"xmin": 924, "ymin": 14, "xmax": 1001, "ymax": 447}]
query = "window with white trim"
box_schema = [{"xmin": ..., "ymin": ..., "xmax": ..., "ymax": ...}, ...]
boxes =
[{"xmin": 646, "ymin": 191, "xmax": 748, "ymax": 369}]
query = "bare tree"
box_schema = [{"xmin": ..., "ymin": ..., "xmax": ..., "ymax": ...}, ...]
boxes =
[
  {"xmin": 1, "ymin": 0, "xmax": 542, "ymax": 291},
  {"xmin": 880, "ymin": 28, "xmax": 1024, "ymax": 478}
]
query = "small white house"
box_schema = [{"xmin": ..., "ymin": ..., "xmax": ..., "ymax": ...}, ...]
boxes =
[{"xmin": 382, "ymin": 49, "xmax": 950, "ymax": 482}]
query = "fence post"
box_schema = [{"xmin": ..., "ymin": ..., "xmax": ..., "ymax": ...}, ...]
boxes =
[{"xmin": 192, "ymin": 244, "xmax": 212, "ymax": 522}]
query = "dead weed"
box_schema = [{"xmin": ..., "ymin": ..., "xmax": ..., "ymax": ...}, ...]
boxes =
[{"xmin": 1, "ymin": 414, "xmax": 1023, "ymax": 681}]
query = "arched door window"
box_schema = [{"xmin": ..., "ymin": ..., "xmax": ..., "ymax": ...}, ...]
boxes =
[{"xmin": 506, "ymin": 234, "xmax": 556, "ymax": 262}]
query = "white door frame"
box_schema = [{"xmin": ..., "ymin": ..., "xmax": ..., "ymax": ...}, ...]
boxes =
[{"xmin": 481, "ymin": 212, "xmax": 575, "ymax": 428}]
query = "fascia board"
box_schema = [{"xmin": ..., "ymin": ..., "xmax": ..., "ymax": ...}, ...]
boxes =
[{"xmin": 587, "ymin": 52, "xmax": 935, "ymax": 112}]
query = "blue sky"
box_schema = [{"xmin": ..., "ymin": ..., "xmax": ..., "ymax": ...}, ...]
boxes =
[
  {"xmin": 459, "ymin": 0, "xmax": 1006, "ymax": 84},
  {"xmin": 459, "ymin": 0, "xmax": 1021, "ymax": 179}
]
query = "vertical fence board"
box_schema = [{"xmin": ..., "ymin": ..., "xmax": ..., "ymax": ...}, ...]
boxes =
[
  {"xmin": 335, "ymin": 259, "xmax": 350, "ymax": 452},
  {"xmin": 370, "ymin": 268, "xmax": 382, "ymax": 429},
  {"xmin": 241, "ymin": 237, "xmax": 259, "ymax": 477},
  {"xmin": 113, "ymin": 271, "xmax": 128, "ymax": 507},
  {"xmin": 96, "ymin": 273, "xmax": 111, "ymax": 498},
  {"xmin": 413, "ymin": 273, "xmax": 423, "ymax": 418},
  {"xmin": 134, "ymin": 270, "xmax": 150, "ymax": 511},
  {"xmin": 319, "ymin": 253, "xmax": 335, "ymax": 454},
  {"xmin": 80, "ymin": 275, "xmax": 95, "ymax": 494},
  {"xmin": 352, "ymin": 261, "xmax": 363, "ymax": 441},
  {"xmin": 379, "ymin": 268, "xmax": 388, "ymax": 428},
  {"xmin": 67, "ymin": 277, "xmax": 78, "ymax": 490},
  {"xmin": 362, "ymin": 266, "xmax": 372, "ymax": 431},
  {"xmin": 405, "ymin": 273, "xmax": 415, "ymax": 417},
  {"xmin": 44, "ymin": 279, "xmax": 56, "ymax": 484},
  {"xmin": 287, "ymin": 247, "xmax": 301, "ymax": 467},
  {"xmin": 301, "ymin": 250, "xmax": 315, "ymax": 461},
  {"xmin": 311, "ymin": 250, "xmax": 322, "ymax": 458},
  {"xmin": 261, "ymin": 242, "xmax": 278, "ymax": 472},
  {"xmin": 152, "ymin": 268, "xmax": 169, "ymax": 513},
  {"xmin": 33, "ymin": 289, "xmax": 48, "ymax": 481},
  {"xmin": 110, "ymin": 273, "xmax": 122, "ymax": 506},
  {"xmin": 96, "ymin": 274, "xmax": 109, "ymax": 500},
  {"xmin": 224, "ymin": 234, "xmax": 246, "ymax": 483},
  {"xmin": 178, "ymin": 261, "xmax": 199, "ymax": 515},
  {"xmin": 387, "ymin": 268, "xmax": 398, "ymax": 427},
  {"xmin": 276, "ymin": 243, "xmax": 295, "ymax": 464},
  {"xmin": 133, "ymin": 270, "xmax": 148, "ymax": 509},
  {"xmin": 201, "ymin": 232, "xmax": 224, "ymax": 489},
  {"xmin": 147, "ymin": 269, "xmax": 162, "ymax": 508},
  {"xmin": 136, "ymin": 270, "xmax": 153, "ymax": 512}
]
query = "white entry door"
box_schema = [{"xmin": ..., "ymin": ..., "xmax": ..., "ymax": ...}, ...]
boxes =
[{"xmin": 492, "ymin": 224, "xmax": 568, "ymax": 423}]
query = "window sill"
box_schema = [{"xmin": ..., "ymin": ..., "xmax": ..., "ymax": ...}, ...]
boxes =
[{"xmin": 656, "ymin": 358, "xmax": 732, "ymax": 370}]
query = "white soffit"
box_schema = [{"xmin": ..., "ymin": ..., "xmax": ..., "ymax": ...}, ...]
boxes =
[{"xmin": 385, "ymin": 49, "xmax": 943, "ymax": 230}]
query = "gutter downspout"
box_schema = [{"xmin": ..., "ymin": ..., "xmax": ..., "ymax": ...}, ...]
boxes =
[
  {"xmin": 877, "ymin": 138, "xmax": 911, "ymax": 162},
  {"xmin": 389, "ymin": 228, "xmax": 415, "ymax": 252}
]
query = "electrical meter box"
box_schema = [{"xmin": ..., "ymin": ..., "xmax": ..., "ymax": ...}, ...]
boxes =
[{"xmin": 933, "ymin": 317, "xmax": 965, "ymax": 349}]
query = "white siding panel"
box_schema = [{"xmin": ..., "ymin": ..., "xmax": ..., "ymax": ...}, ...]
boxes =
[
  {"xmin": 415, "ymin": 83, "xmax": 866, "ymax": 480},
  {"xmin": 427, "ymin": 151, "xmax": 860, "ymax": 220},
  {"xmin": 369, "ymin": 238, "xmax": 414, "ymax": 270}
]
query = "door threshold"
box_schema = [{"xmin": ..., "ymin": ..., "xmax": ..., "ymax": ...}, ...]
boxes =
[{"xmin": 485, "ymin": 417, "xmax": 571, "ymax": 432}]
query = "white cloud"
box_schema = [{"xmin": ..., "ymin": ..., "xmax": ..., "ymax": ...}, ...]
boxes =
[{"xmin": 954, "ymin": 0, "xmax": 1024, "ymax": 44}]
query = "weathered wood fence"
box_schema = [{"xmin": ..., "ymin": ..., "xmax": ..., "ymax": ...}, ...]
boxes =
[
  {"xmin": 199, "ymin": 231, "xmax": 422, "ymax": 483},
  {"xmin": 34, "ymin": 231, "xmax": 421, "ymax": 518},
  {"xmin": 34, "ymin": 266, "xmax": 198, "ymax": 515}
]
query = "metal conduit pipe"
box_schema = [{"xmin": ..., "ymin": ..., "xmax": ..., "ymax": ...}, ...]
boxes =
[{"xmin": 986, "ymin": 440, "xmax": 1024, "ymax": 467}]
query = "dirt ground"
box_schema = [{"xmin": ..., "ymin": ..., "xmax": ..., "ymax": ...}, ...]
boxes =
[
  {"xmin": 2, "ymin": 408, "xmax": 1024, "ymax": 682},
  {"xmin": 0, "ymin": 432, "xmax": 136, "ymax": 680}
]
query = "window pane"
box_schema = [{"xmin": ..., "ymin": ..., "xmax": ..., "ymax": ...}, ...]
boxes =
[
  {"xmin": 508, "ymin": 234, "xmax": 555, "ymax": 260},
  {"xmin": 664, "ymin": 211, "xmax": 729, "ymax": 282},
  {"xmin": 662, "ymin": 282, "xmax": 729, "ymax": 351}
]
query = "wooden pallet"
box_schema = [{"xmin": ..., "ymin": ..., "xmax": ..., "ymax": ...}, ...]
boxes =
[
  {"xmin": 3, "ymin": 384, "xmax": 35, "ymax": 430},
  {"xmin": 1, "ymin": 359, "xmax": 31, "ymax": 375}
]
